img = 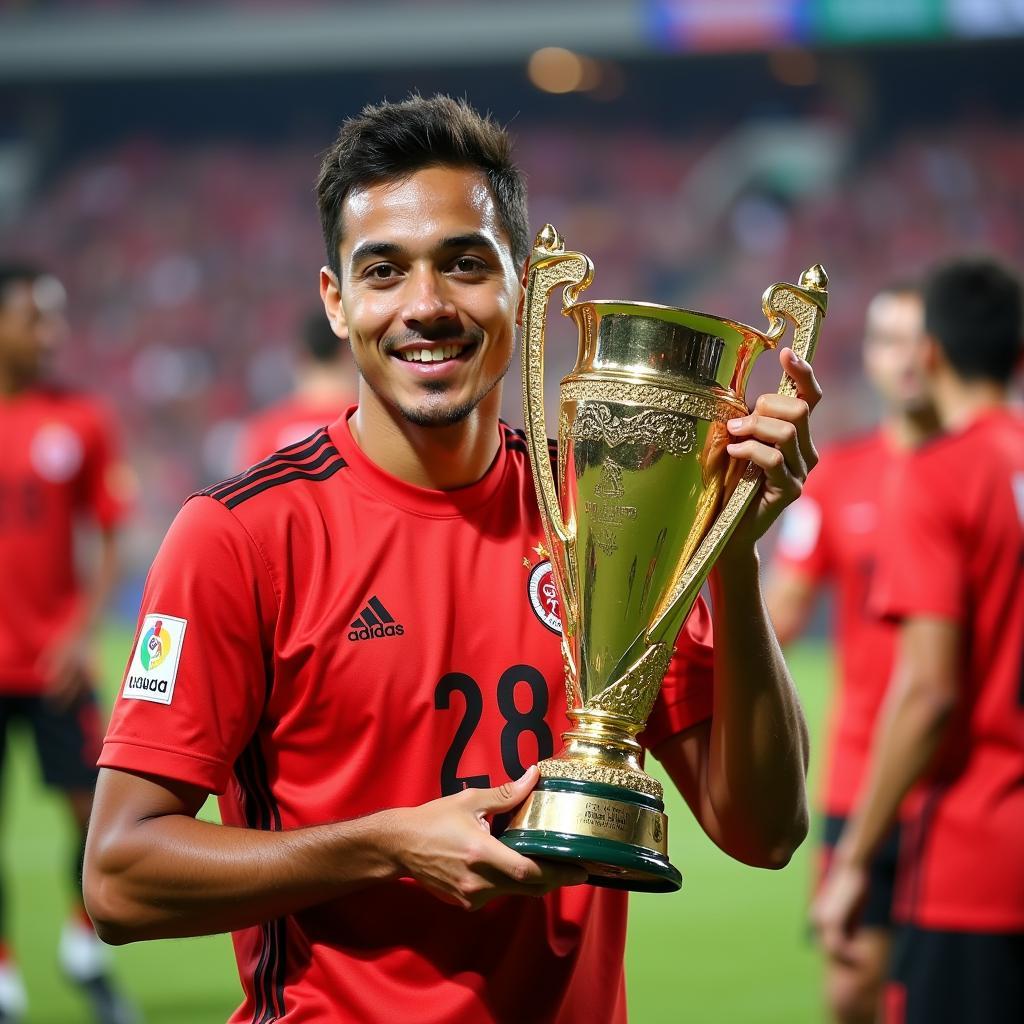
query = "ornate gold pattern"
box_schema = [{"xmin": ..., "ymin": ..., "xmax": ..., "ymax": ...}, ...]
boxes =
[
  {"xmin": 538, "ymin": 757, "xmax": 665, "ymax": 800},
  {"xmin": 561, "ymin": 378, "xmax": 743, "ymax": 424},
  {"xmin": 587, "ymin": 642, "xmax": 673, "ymax": 725},
  {"xmin": 569, "ymin": 403, "xmax": 697, "ymax": 459}
]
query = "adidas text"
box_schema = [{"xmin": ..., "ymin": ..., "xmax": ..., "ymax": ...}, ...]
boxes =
[{"xmin": 348, "ymin": 623, "xmax": 405, "ymax": 642}]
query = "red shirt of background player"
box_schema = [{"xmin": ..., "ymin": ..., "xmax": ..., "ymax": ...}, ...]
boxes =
[
  {"xmin": 872, "ymin": 408, "xmax": 1024, "ymax": 932},
  {"xmin": 235, "ymin": 394, "xmax": 352, "ymax": 471},
  {"xmin": 99, "ymin": 412, "xmax": 715, "ymax": 1024},
  {"xmin": 774, "ymin": 430, "xmax": 908, "ymax": 816},
  {"xmin": 0, "ymin": 387, "xmax": 129, "ymax": 692}
]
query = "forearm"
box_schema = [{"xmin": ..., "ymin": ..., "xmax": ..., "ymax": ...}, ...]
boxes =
[
  {"xmin": 836, "ymin": 682, "xmax": 952, "ymax": 868},
  {"xmin": 85, "ymin": 809, "xmax": 400, "ymax": 943},
  {"xmin": 706, "ymin": 548, "xmax": 809, "ymax": 866},
  {"xmin": 80, "ymin": 529, "xmax": 119, "ymax": 630}
]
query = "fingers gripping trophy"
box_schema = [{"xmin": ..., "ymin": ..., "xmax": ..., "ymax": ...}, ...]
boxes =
[{"xmin": 501, "ymin": 225, "xmax": 828, "ymax": 892}]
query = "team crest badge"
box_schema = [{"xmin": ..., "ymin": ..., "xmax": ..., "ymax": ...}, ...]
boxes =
[
  {"xmin": 30, "ymin": 422, "xmax": 84, "ymax": 483},
  {"xmin": 527, "ymin": 560, "xmax": 562, "ymax": 635}
]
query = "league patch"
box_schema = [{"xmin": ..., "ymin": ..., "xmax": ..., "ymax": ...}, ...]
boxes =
[
  {"xmin": 122, "ymin": 614, "xmax": 187, "ymax": 705},
  {"xmin": 528, "ymin": 560, "xmax": 562, "ymax": 635}
]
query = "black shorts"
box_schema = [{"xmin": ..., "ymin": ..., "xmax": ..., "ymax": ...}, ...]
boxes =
[
  {"xmin": 0, "ymin": 690, "xmax": 103, "ymax": 791},
  {"xmin": 822, "ymin": 814, "xmax": 901, "ymax": 929},
  {"xmin": 886, "ymin": 926, "xmax": 1024, "ymax": 1024}
]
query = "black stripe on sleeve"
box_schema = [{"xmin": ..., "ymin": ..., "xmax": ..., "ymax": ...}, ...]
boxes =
[
  {"xmin": 210, "ymin": 432, "xmax": 334, "ymax": 501},
  {"xmin": 223, "ymin": 456, "xmax": 348, "ymax": 510}
]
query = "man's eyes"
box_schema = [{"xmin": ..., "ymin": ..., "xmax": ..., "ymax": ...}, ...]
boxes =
[
  {"xmin": 365, "ymin": 263, "xmax": 400, "ymax": 281},
  {"xmin": 450, "ymin": 256, "xmax": 488, "ymax": 275}
]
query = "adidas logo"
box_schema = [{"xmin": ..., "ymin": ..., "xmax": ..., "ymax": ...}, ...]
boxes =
[{"xmin": 348, "ymin": 596, "xmax": 405, "ymax": 641}]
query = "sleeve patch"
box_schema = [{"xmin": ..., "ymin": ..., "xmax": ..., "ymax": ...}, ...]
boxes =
[{"xmin": 123, "ymin": 614, "xmax": 188, "ymax": 705}]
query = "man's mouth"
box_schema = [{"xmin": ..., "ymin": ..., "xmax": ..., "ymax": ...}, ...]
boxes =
[{"xmin": 395, "ymin": 342, "xmax": 477, "ymax": 364}]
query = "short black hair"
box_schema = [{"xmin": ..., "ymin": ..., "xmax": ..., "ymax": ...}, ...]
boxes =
[
  {"xmin": 924, "ymin": 257, "xmax": 1023, "ymax": 384},
  {"xmin": 0, "ymin": 263, "xmax": 44, "ymax": 307},
  {"xmin": 315, "ymin": 94, "xmax": 529, "ymax": 279},
  {"xmin": 301, "ymin": 311, "xmax": 343, "ymax": 364}
]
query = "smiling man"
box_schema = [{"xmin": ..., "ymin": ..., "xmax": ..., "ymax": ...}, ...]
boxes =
[{"xmin": 84, "ymin": 96, "xmax": 818, "ymax": 1024}]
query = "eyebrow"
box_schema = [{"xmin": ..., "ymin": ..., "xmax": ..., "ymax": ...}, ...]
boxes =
[{"xmin": 348, "ymin": 232, "xmax": 502, "ymax": 272}]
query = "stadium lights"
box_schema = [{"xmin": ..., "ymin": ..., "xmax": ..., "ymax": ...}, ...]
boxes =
[{"xmin": 528, "ymin": 46, "xmax": 604, "ymax": 95}]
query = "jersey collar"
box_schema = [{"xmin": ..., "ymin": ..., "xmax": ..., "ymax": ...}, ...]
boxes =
[{"xmin": 328, "ymin": 406, "xmax": 510, "ymax": 518}]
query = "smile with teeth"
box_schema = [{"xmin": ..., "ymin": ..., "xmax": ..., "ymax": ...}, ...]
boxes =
[{"xmin": 397, "ymin": 344, "xmax": 467, "ymax": 363}]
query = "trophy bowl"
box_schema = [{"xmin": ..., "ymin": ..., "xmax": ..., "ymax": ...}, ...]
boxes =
[{"xmin": 500, "ymin": 225, "xmax": 828, "ymax": 893}]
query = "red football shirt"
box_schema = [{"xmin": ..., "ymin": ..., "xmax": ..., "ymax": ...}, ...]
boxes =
[
  {"xmin": 236, "ymin": 395, "xmax": 352, "ymax": 471},
  {"xmin": 100, "ymin": 409, "xmax": 714, "ymax": 1024},
  {"xmin": 774, "ymin": 431, "xmax": 905, "ymax": 816},
  {"xmin": 0, "ymin": 387, "xmax": 130, "ymax": 692},
  {"xmin": 873, "ymin": 408, "xmax": 1024, "ymax": 932}
]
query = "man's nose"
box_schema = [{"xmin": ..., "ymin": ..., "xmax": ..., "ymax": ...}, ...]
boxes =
[{"xmin": 401, "ymin": 267, "xmax": 457, "ymax": 329}]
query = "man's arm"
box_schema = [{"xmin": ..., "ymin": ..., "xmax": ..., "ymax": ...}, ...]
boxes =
[
  {"xmin": 656, "ymin": 554, "xmax": 810, "ymax": 869},
  {"xmin": 84, "ymin": 764, "xmax": 585, "ymax": 944},
  {"xmin": 655, "ymin": 348, "xmax": 821, "ymax": 869},
  {"xmin": 38, "ymin": 524, "xmax": 119, "ymax": 705},
  {"xmin": 764, "ymin": 566, "xmax": 819, "ymax": 647},
  {"xmin": 813, "ymin": 617, "xmax": 958, "ymax": 959}
]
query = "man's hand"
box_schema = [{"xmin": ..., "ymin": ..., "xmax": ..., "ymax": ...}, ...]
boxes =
[
  {"xmin": 811, "ymin": 857, "xmax": 870, "ymax": 967},
  {"xmin": 724, "ymin": 347, "xmax": 822, "ymax": 549},
  {"xmin": 389, "ymin": 766, "xmax": 588, "ymax": 911},
  {"xmin": 37, "ymin": 626, "xmax": 92, "ymax": 708}
]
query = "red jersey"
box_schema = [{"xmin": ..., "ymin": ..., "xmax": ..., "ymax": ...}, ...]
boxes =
[
  {"xmin": 100, "ymin": 410, "xmax": 714, "ymax": 1024},
  {"xmin": 873, "ymin": 408, "xmax": 1024, "ymax": 932},
  {"xmin": 236, "ymin": 395, "xmax": 351, "ymax": 471},
  {"xmin": 0, "ymin": 387, "xmax": 129, "ymax": 692},
  {"xmin": 774, "ymin": 431, "xmax": 905, "ymax": 815}
]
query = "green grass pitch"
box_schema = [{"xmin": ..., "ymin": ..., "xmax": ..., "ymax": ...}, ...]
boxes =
[{"xmin": 4, "ymin": 626, "xmax": 830, "ymax": 1023}]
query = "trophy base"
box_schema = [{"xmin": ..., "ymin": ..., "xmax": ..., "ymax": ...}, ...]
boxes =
[{"xmin": 499, "ymin": 778, "xmax": 682, "ymax": 894}]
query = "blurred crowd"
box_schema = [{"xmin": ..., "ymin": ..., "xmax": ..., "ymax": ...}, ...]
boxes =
[{"xmin": 2, "ymin": 115, "xmax": 1023, "ymax": 569}]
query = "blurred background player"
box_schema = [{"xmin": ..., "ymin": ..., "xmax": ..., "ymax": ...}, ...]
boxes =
[
  {"xmin": 766, "ymin": 282, "xmax": 939, "ymax": 1023},
  {"xmin": 235, "ymin": 309, "xmax": 357, "ymax": 469},
  {"xmin": 0, "ymin": 265, "xmax": 137, "ymax": 1024},
  {"xmin": 815, "ymin": 257, "xmax": 1024, "ymax": 1023}
]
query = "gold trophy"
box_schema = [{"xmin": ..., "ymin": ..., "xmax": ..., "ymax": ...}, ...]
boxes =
[{"xmin": 500, "ymin": 225, "xmax": 828, "ymax": 892}]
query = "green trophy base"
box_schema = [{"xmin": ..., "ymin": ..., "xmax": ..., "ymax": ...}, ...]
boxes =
[{"xmin": 499, "ymin": 778, "xmax": 682, "ymax": 894}]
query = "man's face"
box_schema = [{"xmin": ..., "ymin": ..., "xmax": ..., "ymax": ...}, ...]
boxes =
[
  {"xmin": 862, "ymin": 291, "xmax": 931, "ymax": 414},
  {"xmin": 323, "ymin": 165, "xmax": 521, "ymax": 428},
  {"xmin": 0, "ymin": 277, "xmax": 66, "ymax": 385}
]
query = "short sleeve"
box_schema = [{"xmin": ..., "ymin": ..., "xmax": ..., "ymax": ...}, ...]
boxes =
[
  {"xmin": 640, "ymin": 595, "xmax": 714, "ymax": 751},
  {"xmin": 871, "ymin": 455, "xmax": 965, "ymax": 624},
  {"xmin": 772, "ymin": 458, "xmax": 831, "ymax": 582},
  {"xmin": 78, "ymin": 403, "xmax": 134, "ymax": 529},
  {"xmin": 99, "ymin": 496, "xmax": 277, "ymax": 793}
]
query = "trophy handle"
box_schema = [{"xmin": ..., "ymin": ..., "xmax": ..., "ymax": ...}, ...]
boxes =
[
  {"xmin": 643, "ymin": 265, "xmax": 829, "ymax": 647},
  {"xmin": 521, "ymin": 225, "xmax": 594, "ymax": 638}
]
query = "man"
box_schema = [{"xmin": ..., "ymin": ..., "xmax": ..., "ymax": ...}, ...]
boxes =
[
  {"xmin": 0, "ymin": 265, "xmax": 136, "ymax": 1024},
  {"xmin": 236, "ymin": 309, "xmax": 357, "ymax": 470},
  {"xmin": 814, "ymin": 257, "xmax": 1024, "ymax": 1023},
  {"xmin": 767, "ymin": 283, "xmax": 938, "ymax": 1023},
  {"xmin": 84, "ymin": 95, "xmax": 818, "ymax": 1023}
]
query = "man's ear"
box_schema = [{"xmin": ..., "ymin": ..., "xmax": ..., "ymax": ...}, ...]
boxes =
[
  {"xmin": 515, "ymin": 260, "xmax": 529, "ymax": 329},
  {"xmin": 320, "ymin": 267, "xmax": 349, "ymax": 341}
]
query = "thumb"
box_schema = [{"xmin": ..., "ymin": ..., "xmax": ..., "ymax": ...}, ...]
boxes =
[{"xmin": 474, "ymin": 765, "xmax": 540, "ymax": 814}]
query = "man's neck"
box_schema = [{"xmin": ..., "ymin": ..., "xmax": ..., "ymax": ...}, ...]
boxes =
[
  {"xmin": 349, "ymin": 386, "xmax": 502, "ymax": 491},
  {"xmin": 882, "ymin": 405, "xmax": 941, "ymax": 450},
  {"xmin": 0, "ymin": 367, "xmax": 30, "ymax": 399},
  {"xmin": 933, "ymin": 372, "xmax": 1008, "ymax": 432},
  {"xmin": 296, "ymin": 365, "xmax": 354, "ymax": 406}
]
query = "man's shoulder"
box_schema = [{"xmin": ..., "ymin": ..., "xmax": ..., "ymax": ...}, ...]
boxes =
[{"xmin": 197, "ymin": 427, "xmax": 349, "ymax": 516}]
